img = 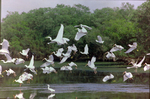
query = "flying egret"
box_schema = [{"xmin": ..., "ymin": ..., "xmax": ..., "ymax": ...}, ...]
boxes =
[
  {"xmin": 48, "ymin": 94, "xmax": 55, "ymax": 99},
  {"xmin": 19, "ymin": 72, "xmax": 33, "ymax": 83},
  {"xmin": 14, "ymin": 58, "xmax": 25, "ymax": 65},
  {"xmin": 1, "ymin": 54, "xmax": 17, "ymax": 63},
  {"xmin": 47, "ymin": 24, "xmax": 70, "ymax": 45},
  {"xmin": 0, "ymin": 65, "xmax": 4, "ymax": 77},
  {"xmin": 74, "ymin": 27, "xmax": 87, "ymax": 41},
  {"xmin": 74, "ymin": 24, "xmax": 92, "ymax": 30},
  {"xmin": 127, "ymin": 56, "xmax": 145, "ymax": 72},
  {"xmin": 3, "ymin": 68, "xmax": 16, "ymax": 76},
  {"xmin": 96, "ymin": 35, "xmax": 104, "ymax": 44},
  {"xmin": 80, "ymin": 44, "xmax": 89, "ymax": 55},
  {"xmin": 102, "ymin": 74, "xmax": 114, "ymax": 82},
  {"xmin": 143, "ymin": 63, "xmax": 150, "ymax": 71},
  {"xmin": 0, "ymin": 39, "xmax": 10, "ymax": 55},
  {"xmin": 41, "ymin": 55, "xmax": 54, "ymax": 67},
  {"xmin": 20, "ymin": 48, "xmax": 30, "ymax": 58},
  {"xmin": 110, "ymin": 44, "xmax": 124, "ymax": 52},
  {"xmin": 24, "ymin": 55, "xmax": 37, "ymax": 75},
  {"xmin": 60, "ymin": 66, "xmax": 73, "ymax": 73},
  {"xmin": 53, "ymin": 48, "xmax": 64, "ymax": 58},
  {"xmin": 14, "ymin": 78, "xmax": 24, "ymax": 87},
  {"xmin": 123, "ymin": 71, "xmax": 133, "ymax": 82},
  {"xmin": 85, "ymin": 56, "xmax": 97, "ymax": 74},
  {"xmin": 68, "ymin": 62, "xmax": 77, "ymax": 69},
  {"xmin": 125, "ymin": 42, "xmax": 137, "ymax": 53},
  {"xmin": 47, "ymin": 84, "xmax": 55, "ymax": 93},
  {"xmin": 105, "ymin": 52, "xmax": 116, "ymax": 61},
  {"xmin": 71, "ymin": 44, "xmax": 78, "ymax": 55},
  {"xmin": 41, "ymin": 66, "xmax": 57, "ymax": 74}
]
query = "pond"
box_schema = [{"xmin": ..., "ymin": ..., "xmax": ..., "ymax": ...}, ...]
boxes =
[{"xmin": 0, "ymin": 61, "xmax": 149, "ymax": 99}]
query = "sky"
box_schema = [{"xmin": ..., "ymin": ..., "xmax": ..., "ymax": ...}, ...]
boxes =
[{"xmin": 1, "ymin": 0, "xmax": 146, "ymax": 20}]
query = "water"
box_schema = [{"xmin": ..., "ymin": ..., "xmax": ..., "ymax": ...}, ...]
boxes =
[{"xmin": 0, "ymin": 83, "xmax": 149, "ymax": 99}]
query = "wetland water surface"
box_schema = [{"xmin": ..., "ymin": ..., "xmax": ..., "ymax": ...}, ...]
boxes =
[{"xmin": 0, "ymin": 83, "xmax": 149, "ymax": 99}]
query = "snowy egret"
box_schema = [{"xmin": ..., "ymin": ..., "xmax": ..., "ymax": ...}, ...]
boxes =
[
  {"xmin": 102, "ymin": 74, "xmax": 114, "ymax": 82},
  {"xmin": 4, "ymin": 68, "xmax": 16, "ymax": 76},
  {"xmin": 24, "ymin": 55, "xmax": 37, "ymax": 75},
  {"xmin": 1, "ymin": 53, "xmax": 17, "ymax": 63},
  {"xmin": 0, "ymin": 39, "xmax": 10, "ymax": 55},
  {"xmin": 47, "ymin": 24, "xmax": 69, "ymax": 45},
  {"xmin": 105, "ymin": 52, "xmax": 116, "ymax": 61},
  {"xmin": 123, "ymin": 71, "xmax": 133, "ymax": 82},
  {"xmin": 47, "ymin": 84, "xmax": 55, "ymax": 93},
  {"xmin": 127, "ymin": 56, "xmax": 145, "ymax": 72},
  {"xmin": 143, "ymin": 63, "xmax": 150, "ymax": 71},
  {"xmin": 95, "ymin": 35, "xmax": 104, "ymax": 44},
  {"xmin": 125, "ymin": 42, "xmax": 137, "ymax": 53},
  {"xmin": 80, "ymin": 44, "xmax": 89, "ymax": 55},
  {"xmin": 20, "ymin": 48, "xmax": 30, "ymax": 58},
  {"xmin": 85, "ymin": 56, "xmax": 97, "ymax": 74},
  {"xmin": 110, "ymin": 44, "xmax": 124, "ymax": 52}
]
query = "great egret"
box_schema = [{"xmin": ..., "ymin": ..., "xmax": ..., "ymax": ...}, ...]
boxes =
[
  {"xmin": 80, "ymin": 44, "xmax": 89, "ymax": 55},
  {"xmin": 14, "ymin": 58, "xmax": 25, "ymax": 65},
  {"xmin": 123, "ymin": 71, "xmax": 133, "ymax": 82},
  {"xmin": 47, "ymin": 84, "xmax": 55, "ymax": 93},
  {"xmin": 1, "ymin": 54, "xmax": 17, "ymax": 63},
  {"xmin": 105, "ymin": 52, "xmax": 116, "ymax": 61},
  {"xmin": 96, "ymin": 35, "xmax": 104, "ymax": 44},
  {"xmin": 143, "ymin": 63, "xmax": 150, "ymax": 71},
  {"xmin": 0, "ymin": 39, "xmax": 10, "ymax": 55},
  {"xmin": 85, "ymin": 56, "xmax": 97, "ymax": 74},
  {"xmin": 4, "ymin": 68, "xmax": 16, "ymax": 76},
  {"xmin": 102, "ymin": 74, "xmax": 114, "ymax": 82},
  {"xmin": 20, "ymin": 48, "xmax": 30, "ymax": 58},
  {"xmin": 24, "ymin": 55, "xmax": 37, "ymax": 75},
  {"xmin": 110, "ymin": 44, "xmax": 124, "ymax": 52},
  {"xmin": 127, "ymin": 56, "xmax": 145, "ymax": 72},
  {"xmin": 125, "ymin": 42, "xmax": 137, "ymax": 53},
  {"xmin": 47, "ymin": 24, "xmax": 70, "ymax": 45}
]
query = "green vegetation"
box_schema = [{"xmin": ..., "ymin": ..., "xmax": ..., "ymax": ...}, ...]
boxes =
[{"xmin": 1, "ymin": 2, "xmax": 150, "ymax": 61}]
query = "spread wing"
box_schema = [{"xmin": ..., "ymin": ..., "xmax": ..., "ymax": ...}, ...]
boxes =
[
  {"xmin": 75, "ymin": 32, "xmax": 86, "ymax": 41},
  {"xmin": 55, "ymin": 24, "xmax": 64, "ymax": 40}
]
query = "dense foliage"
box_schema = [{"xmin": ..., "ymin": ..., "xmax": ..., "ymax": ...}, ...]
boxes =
[{"xmin": 1, "ymin": 2, "xmax": 150, "ymax": 61}]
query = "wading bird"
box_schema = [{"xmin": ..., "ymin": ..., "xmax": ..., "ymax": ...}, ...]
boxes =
[
  {"xmin": 46, "ymin": 24, "xmax": 69, "ymax": 45},
  {"xmin": 80, "ymin": 44, "xmax": 89, "ymax": 55},
  {"xmin": 0, "ymin": 39, "xmax": 10, "ymax": 55},
  {"xmin": 20, "ymin": 48, "xmax": 30, "ymax": 58},
  {"xmin": 125, "ymin": 42, "xmax": 137, "ymax": 53},
  {"xmin": 47, "ymin": 84, "xmax": 55, "ymax": 93},
  {"xmin": 102, "ymin": 74, "xmax": 114, "ymax": 82},
  {"xmin": 95, "ymin": 35, "xmax": 104, "ymax": 44},
  {"xmin": 123, "ymin": 71, "xmax": 133, "ymax": 82}
]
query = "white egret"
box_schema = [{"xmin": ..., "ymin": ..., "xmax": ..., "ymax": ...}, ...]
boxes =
[
  {"xmin": 4, "ymin": 68, "xmax": 16, "ymax": 76},
  {"xmin": 60, "ymin": 66, "xmax": 73, "ymax": 73},
  {"xmin": 1, "ymin": 53, "xmax": 17, "ymax": 63},
  {"xmin": 19, "ymin": 72, "xmax": 33, "ymax": 83},
  {"xmin": 0, "ymin": 65, "xmax": 3, "ymax": 77},
  {"xmin": 47, "ymin": 24, "xmax": 69, "ymax": 45},
  {"xmin": 47, "ymin": 84, "xmax": 55, "ymax": 93},
  {"xmin": 74, "ymin": 27, "xmax": 87, "ymax": 41},
  {"xmin": 102, "ymin": 74, "xmax": 114, "ymax": 82},
  {"xmin": 15, "ymin": 58, "xmax": 25, "ymax": 65},
  {"xmin": 41, "ymin": 66, "xmax": 57, "ymax": 74},
  {"xmin": 0, "ymin": 39, "xmax": 10, "ymax": 55},
  {"xmin": 48, "ymin": 94, "xmax": 55, "ymax": 99},
  {"xmin": 105, "ymin": 52, "xmax": 116, "ymax": 61},
  {"xmin": 123, "ymin": 71, "xmax": 133, "ymax": 82},
  {"xmin": 68, "ymin": 62, "xmax": 77, "ymax": 69},
  {"xmin": 71, "ymin": 44, "xmax": 78, "ymax": 55},
  {"xmin": 20, "ymin": 48, "xmax": 30, "ymax": 58},
  {"xmin": 24, "ymin": 55, "xmax": 37, "ymax": 75},
  {"xmin": 85, "ymin": 56, "xmax": 97, "ymax": 74},
  {"xmin": 143, "ymin": 63, "xmax": 150, "ymax": 71},
  {"xmin": 41, "ymin": 55, "xmax": 54, "ymax": 67},
  {"xmin": 74, "ymin": 24, "xmax": 92, "ymax": 30},
  {"xmin": 125, "ymin": 42, "xmax": 137, "ymax": 53},
  {"xmin": 80, "ymin": 44, "xmax": 89, "ymax": 55},
  {"xmin": 127, "ymin": 56, "xmax": 145, "ymax": 72},
  {"xmin": 14, "ymin": 78, "xmax": 24, "ymax": 87},
  {"xmin": 110, "ymin": 44, "xmax": 124, "ymax": 52},
  {"xmin": 95, "ymin": 35, "xmax": 104, "ymax": 44},
  {"xmin": 53, "ymin": 48, "xmax": 64, "ymax": 58}
]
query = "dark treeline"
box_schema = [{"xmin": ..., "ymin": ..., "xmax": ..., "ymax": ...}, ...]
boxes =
[{"xmin": 1, "ymin": 2, "xmax": 150, "ymax": 61}]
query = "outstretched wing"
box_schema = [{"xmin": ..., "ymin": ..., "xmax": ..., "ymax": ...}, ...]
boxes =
[
  {"xmin": 55, "ymin": 24, "xmax": 64, "ymax": 40},
  {"xmin": 75, "ymin": 32, "xmax": 86, "ymax": 41},
  {"xmin": 59, "ymin": 56, "xmax": 69, "ymax": 64},
  {"xmin": 125, "ymin": 47, "xmax": 136, "ymax": 53},
  {"xmin": 48, "ymin": 55, "xmax": 54, "ymax": 61},
  {"xmin": 29, "ymin": 55, "xmax": 34, "ymax": 66},
  {"xmin": 40, "ymin": 62, "xmax": 51, "ymax": 67},
  {"xmin": 91, "ymin": 56, "xmax": 96, "ymax": 63}
]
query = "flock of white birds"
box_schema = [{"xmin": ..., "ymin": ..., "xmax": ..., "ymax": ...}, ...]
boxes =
[{"xmin": 0, "ymin": 24, "xmax": 150, "ymax": 99}]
